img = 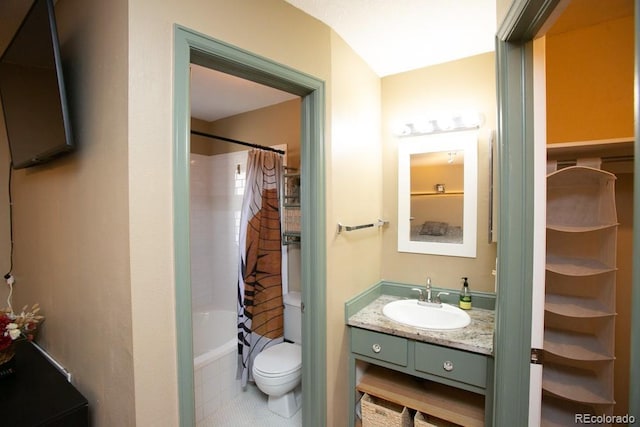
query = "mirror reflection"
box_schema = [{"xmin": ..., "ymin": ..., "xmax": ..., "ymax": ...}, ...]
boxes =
[
  {"xmin": 398, "ymin": 130, "xmax": 478, "ymax": 257},
  {"xmin": 409, "ymin": 150, "xmax": 464, "ymax": 244}
]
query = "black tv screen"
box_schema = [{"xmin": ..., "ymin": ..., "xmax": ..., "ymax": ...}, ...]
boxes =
[{"xmin": 0, "ymin": 0, "xmax": 74, "ymax": 169}]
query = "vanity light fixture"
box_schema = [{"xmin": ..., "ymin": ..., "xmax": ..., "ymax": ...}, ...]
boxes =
[
  {"xmin": 394, "ymin": 111, "xmax": 482, "ymax": 137},
  {"xmin": 447, "ymin": 152, "xmax": 457, "ymax": 164}
]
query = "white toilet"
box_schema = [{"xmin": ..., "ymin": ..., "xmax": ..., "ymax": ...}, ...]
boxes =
[{"xmin": 252, "ymin": 291, "xmax": 302, "ymax": 418}]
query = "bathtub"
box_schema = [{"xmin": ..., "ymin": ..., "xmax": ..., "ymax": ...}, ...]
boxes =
[
  {"xmin": 193, "ymin": 308, "xmax": 237, "ymax": 369},
  {"xmin": 192, "ymin": 308, "xmax": 240, "ymax": 423}
]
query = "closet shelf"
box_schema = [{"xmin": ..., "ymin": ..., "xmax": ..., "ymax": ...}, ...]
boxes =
[
  {"xmin": 546, "ymin": 256, "xmax": 616, "ymax": 276},
  {"xmin": 542, "ymin": 363, "xmax": 615, "ymax": 405},
  {"xmin": 545, "ymin": 294, "xmax": 616, "ymax": 318},
  {"xmin": 283, "ymin": 232, "xmax": 300, "ymax": 246},
  {"xmin": 541, "ymin": 393, "xmax": 609, "ymax": 427},
  {"xmin": 547, "ymin": 167, "xmax": 617, "ymax": 226},
  {"xmin": 283, "ymin": 172, "xmax": 301, "ymax": 245},
  {"xmin": 546, "ymin": 223, "xmax": 619, "ymax": 233},
  {"xmin": 544, "ymin": 328, "xmax": 615, "ymax": 361},
  {"xmin": 356, "ymin": 366, "xmax": 484, "ymax": 427},
  {"xmin": 410, "ymin": 191, "xmax": 464, "ymax": 196}
]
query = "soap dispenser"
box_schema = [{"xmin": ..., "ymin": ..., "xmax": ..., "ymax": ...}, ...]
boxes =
[{"xmin": 459, "ymin": 277, "xmax": 472, "ymax": 310}]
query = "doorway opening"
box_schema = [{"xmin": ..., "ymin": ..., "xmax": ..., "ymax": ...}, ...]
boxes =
[{"xmin": 173, "ymin": 26, "xmax": 327, "ymax": 427}]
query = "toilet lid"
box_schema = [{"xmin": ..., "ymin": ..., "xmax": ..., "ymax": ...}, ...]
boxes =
[{"xmin": 253, "ymin": 343, "xmax": 301, "ymax": 377}]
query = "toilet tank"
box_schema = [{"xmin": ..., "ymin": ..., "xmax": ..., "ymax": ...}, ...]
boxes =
[{"xmin": 283, "ymin": 291, "xmax": 302, "ymax": 344}]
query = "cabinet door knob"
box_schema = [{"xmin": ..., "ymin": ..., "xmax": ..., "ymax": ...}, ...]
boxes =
[
  {"xmin": 443, "ymin": 360, "xmax": 454, "ymax": 372},
  {"xmin": 372, "ymin": 344, "xmax": 382, "ymax": 353}
]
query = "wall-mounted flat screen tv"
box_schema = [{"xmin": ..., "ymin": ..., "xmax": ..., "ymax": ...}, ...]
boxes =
[{"xmin": 0, "ymin": 0, "xmax": 74, "ymax": 170}]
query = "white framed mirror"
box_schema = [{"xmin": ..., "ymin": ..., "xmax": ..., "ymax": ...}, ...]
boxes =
[{"xmin": 397, "ymin": 129, "xmax": 478, "ymax": 257}]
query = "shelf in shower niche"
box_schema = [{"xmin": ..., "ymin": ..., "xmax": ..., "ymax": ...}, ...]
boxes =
[{"xmin": 283, "ymin": 232, "xmax": 301, "ymax": 245}]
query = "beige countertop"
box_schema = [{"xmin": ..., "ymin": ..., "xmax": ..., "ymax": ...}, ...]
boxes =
[{"xmin": 347, "ymin": 294, "xmax": 494, "ymax": 356}]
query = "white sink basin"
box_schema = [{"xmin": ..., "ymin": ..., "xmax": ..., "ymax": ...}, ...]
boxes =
[{"xmin": 382, "ymin": 299, "xmax": 471, "ymax": 330}]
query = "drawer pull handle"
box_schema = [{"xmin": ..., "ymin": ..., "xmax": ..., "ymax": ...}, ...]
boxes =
[
  {"xmin": 372, "ymin": 344, "xmax": 382, "ymax": 353},
  {"xmin": 443, "ymin": 361, "xmax": 454, "ymax": 372}
]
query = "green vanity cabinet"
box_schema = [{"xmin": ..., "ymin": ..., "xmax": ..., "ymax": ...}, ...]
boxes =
[
  {"xmin": 351, "ymin": 328, "xmax": 409, "ymax": 367},
  {"xmin": 348, "ymin": 327, "xmax": 493, "ymax": 426},
  {"xmin": 414, "ymin": 341, "xmax": 488, "ymax": 390},
  {"xmin": 345, "ymin": 283, "xmax": 495, "ymax": 427}
]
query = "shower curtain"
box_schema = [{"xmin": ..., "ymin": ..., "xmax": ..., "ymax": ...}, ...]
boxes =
[{"xmin": 237, "ymin": 149, "xmax": 284, "ymax": 387}]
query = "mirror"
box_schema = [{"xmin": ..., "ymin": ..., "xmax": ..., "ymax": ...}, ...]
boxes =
[{"xmin": 397, "ymin": 130, "xmax": 478, "ymax": 257}]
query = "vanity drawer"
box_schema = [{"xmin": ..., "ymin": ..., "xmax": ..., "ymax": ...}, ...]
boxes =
[
  {"xmin": 415, "ymin": 342, "xmax": 487, "ymax": 389},
  {"xmin": 351, "ymin": 328, "xmax": 408, "ymax": 367}
]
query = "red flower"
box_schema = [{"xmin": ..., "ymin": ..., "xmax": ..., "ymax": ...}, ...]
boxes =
[
  {"xmin": 0, "ymin": 315, "xmax": 10, "ymax": 330},
  {"xmin": 0, "ymin": 334, "xmax": 11, "ymax": 351}
]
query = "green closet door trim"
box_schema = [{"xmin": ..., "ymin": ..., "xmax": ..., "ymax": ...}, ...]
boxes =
[
  {"xmin": 173, "ymin": 26, "xmax": 195, "ymax": 427},
  {"xmin": 173, "ymin": 25, "xmax": 327, "ymax": 427},
  {"xmin": 494, "ymin": 37, "xmax": 535, "ymax": 425},
  {"xmin": 494, "ymin": 0, "xmax": 560, "ymax": 424}
]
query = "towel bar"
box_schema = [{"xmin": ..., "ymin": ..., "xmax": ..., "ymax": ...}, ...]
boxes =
[{"xmin": 337, "ymin": 219, "xmax": 388, "ymax": 234}]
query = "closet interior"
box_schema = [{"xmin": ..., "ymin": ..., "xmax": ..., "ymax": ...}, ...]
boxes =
[{"xmin": 540, "ymin": 1, "xmax": 634, "ymax": 423}]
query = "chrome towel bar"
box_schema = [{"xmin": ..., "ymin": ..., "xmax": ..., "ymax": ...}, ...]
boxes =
[{"xmin": 337, "ymin": 219, "xmax": 388, "ymax": 234}]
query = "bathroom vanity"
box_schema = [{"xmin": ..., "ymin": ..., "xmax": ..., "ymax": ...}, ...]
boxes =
[{"xmin": 346, "ymin": 282, "xmax": 495, "ymax": 426}]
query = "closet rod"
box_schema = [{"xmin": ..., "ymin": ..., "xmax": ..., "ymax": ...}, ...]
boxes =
[
  {"xmin": 555, "ymin": 154, "xmax": 635, "ymax": 167},
  {"xmin": 190, "ymin": 130, "xmax": 285, "ymax": 155}
]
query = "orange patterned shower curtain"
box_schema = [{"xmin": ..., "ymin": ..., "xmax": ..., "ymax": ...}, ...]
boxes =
[{"xmin": 237, "ymin": 149, "xmax": 284, "ymax": 387}]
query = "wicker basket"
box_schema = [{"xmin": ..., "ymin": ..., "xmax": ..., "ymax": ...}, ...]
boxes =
[
  {"xmin": 414, "ymin": 411, "xmax": 460, "ymax": 427},
  {"xmin": 361, "ymin": 393, "xmax": 412, "ymax": 427}
]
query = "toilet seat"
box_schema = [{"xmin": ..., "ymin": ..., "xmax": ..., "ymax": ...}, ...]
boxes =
[{"xmin": 253, "ymin": 343, "xmax": 301, "ymax": 378}]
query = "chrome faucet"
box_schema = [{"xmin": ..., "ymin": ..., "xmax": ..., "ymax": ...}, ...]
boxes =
[
  {"xmin": 412, "ymin": 277, "xmax": 434, "ymax": 302},
  {"xmin": 413, "ymin": 277, "xmax": 449, "ymax": 307}
]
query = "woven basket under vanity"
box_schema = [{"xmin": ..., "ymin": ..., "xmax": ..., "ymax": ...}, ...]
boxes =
[
  {"xmin": 361, "ymin": 393, "xmax": 411, "ymax": 427},
  {"xmin": 415, "ymin": 411, "xmax": 460, "ymax": 427}
]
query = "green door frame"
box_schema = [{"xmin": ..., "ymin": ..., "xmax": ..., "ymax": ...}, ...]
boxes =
[
  {"xmin": 172, "ymin": 25, "xmax": 327, "ymax": 427},
  {"xmin": 495, "ymin": 0, "xmax": 640, "ymax": 423}
]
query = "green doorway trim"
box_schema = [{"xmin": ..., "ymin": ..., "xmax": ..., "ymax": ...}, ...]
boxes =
[{"xmin": 173, "ymin": 25, "xmax": 327, "ymax": 427}]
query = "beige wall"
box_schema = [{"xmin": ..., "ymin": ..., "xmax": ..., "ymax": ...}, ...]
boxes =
[
  {"xmin": 381, "ymin": 53, "xmax": 498, "ymax": 292},
  {"xmin": 496, "ymin": 0, "xmax": 513, "ymax": 30},
  {"xmin": 326, "ymin": 31, "xmax": 383, "ymax": 424},
  {"xmin": 0, "ymin": 0, "xmax": 134, "ymax": 425}
]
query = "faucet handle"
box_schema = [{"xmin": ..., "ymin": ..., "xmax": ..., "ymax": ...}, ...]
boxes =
[
  {"xmin": 412, "ymin": 287, "xmax": 425, "ymax": 301},
  {"xmin": 435, "ymin": 291, "xmax": 450, "ymax": 304}
]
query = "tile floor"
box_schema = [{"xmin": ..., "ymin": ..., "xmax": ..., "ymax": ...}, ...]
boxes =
[{"xmin": 198, "ymin": 383, "xmax": 302, "ymax": 427}]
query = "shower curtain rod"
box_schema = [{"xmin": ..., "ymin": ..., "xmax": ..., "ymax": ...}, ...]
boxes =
[{"xmin": 190, "ymin": 130, "xmax": 285, "ymax": 155}]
